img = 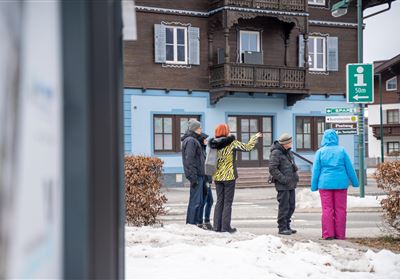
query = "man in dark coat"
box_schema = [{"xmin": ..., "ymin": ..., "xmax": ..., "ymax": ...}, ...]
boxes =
[
  {"xmin": 269, "ymin": 133, "xmax": 299, "ymax": 235},
  {"xmin": 181, "ymin": 120, "xmax": 206, "ymax": 225}
]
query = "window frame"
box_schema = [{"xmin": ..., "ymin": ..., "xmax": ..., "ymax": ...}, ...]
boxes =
[
  {"xmin": 308, "ymin": 36, "xmax": 326, "ymax": 72},
  {"xmin": 387, "ymin": 141, "xmax": 400, "ymax": 155},
  {"xmin": 165, "ymin": 25, "xmax": 188, "ymax": 65},
  {"xmin": 153, "ymin": 114, "xmax": 200, "ymax": 154},
  {"xmin": 386, "ymin": 76, "xmax": 398, "ymax": 91},
  {"xmin": 308, "ymin": 0, "xmax": 326, "ymax": 6},
  {"xmin": 296, "ymin": 116, "xmax": 326, "ymax": 152},
  {"xmin": 387, "ymin": 109, "xmax": 400, "ymax": 124},
  {"xmin": 239, "ymin": 30, "xmax": 261, "ymax": 62}
]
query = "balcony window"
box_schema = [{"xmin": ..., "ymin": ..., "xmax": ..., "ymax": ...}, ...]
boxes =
[
  {"xmin": 387, "ymin": 109, "xmax": 400, "ymax": 124},
  {"xmin": 308, "ymin": 0, "xmax": 325, "ymax": 5},
  {"xmin": 239, "ymin": 30, "xmax": 260, "ymax": 63},
  {"xmin": 308, "ymin": 37, "xmax": 326, "ymax": 71},
  {"xmin": 386, "ymin": 76, "xmax": 397, "ymax": 91}
]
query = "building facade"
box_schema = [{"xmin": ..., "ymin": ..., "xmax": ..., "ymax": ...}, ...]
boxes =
[
  {"xmin": 368, "ymin": 54, "xmax": 400, "ymax": 161},
  {"xmin": 124, "ymin": 0, "xmax": 378, "ymax": 187}
]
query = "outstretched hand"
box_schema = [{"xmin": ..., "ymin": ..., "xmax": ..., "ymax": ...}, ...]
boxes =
[{"xmin": 255, "ymin": 132, "xmax": 263, "ymax": 138}]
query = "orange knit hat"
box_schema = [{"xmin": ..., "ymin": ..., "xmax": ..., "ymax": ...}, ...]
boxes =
[{"xmin": 215, "ymin": 123, "xmax": 230, "ymax": 137}]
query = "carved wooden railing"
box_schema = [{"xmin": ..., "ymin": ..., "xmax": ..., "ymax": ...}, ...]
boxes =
[
  {"xmin": 371, "ymin": 124, "xmax": 400, "ymax": 139},
  {"xmin": 209, "ymin": 0, "xmax": 307, "ymax": 12},
  {"xmin": 210, "ymin": 63, "xmax": 306, "ymax": 90}
]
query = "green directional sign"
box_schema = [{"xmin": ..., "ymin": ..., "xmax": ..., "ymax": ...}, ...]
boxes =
[
  {"xmin": 326, "ymin": 107, "xmax": 356, "ymax": 115},
  {"xmin": 347, "ymin": 63, "xmax": 374, "ymax": 103}
]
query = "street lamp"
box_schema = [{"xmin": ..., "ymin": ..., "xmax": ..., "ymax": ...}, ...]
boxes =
[{"xmin": 331, "ymin": 0, "xmax": 349, "ymax": 17}]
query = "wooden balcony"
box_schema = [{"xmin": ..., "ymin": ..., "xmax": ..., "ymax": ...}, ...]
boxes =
[
  {"xmin": 210, "ymin": 63, "xmax": 306, "ymax": 90},
  {"xmin": 209, "ymin": 0, "xmax": 307, "ymax": 12},
  {"xmin": 370, "ymin": 123, "xmax": 400, "ymax": 139}
]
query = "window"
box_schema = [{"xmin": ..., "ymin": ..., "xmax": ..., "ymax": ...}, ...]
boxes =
[
  {"xmin": 153, "ymin": 115, "xmax": 200, "ymax": 153},
  {"xmin": 308, "ymin": 0, "xmax": 325, "ymax": 5},
  {"xmin": 240, "ymin": 30, "xmax": 260, "ymax": 62},
  {"xmin": 386, "ymin": 76, "xmax": 397, "ymax": 91},
  {"xmin": 296, "ymin": 116, "xmax": 326, "ymax": 151},
  {"xmin": 387, "ymin": 109, "xmax": 400, "ymax": 124},
  {"xmin": 308, "ymin": 37, "xmax": 326, "ymax": 71},
  {"xmin": 154, "ymin": 24, "xmax": 200, "ymax": 65},
  {"xmin": 387, "ymin": 142, "xmax": 400, "ymax": 156},
  {"xmin": 165, "ymin": 26, "xmax": 187, "ymax": 64}
]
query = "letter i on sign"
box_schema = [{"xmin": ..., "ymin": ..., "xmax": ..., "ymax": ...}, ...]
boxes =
[{"xmin": 354, "ymin": 66, "xmax": 367, "ymax": 87}]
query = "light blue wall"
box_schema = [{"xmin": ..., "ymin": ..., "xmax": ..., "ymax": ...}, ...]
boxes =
[{"xmin": 124, "ymin": 88, "xmax": 356, "ymax": 173}]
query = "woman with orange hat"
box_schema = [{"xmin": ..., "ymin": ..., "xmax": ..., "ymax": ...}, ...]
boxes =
[{"xmin": 209, "ymin": 123, "xmax": 262, "ymax": 233}]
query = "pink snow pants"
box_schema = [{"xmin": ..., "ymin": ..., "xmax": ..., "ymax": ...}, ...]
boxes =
[{"xmin": 319, "ymin": 189, "xmax": 347, "ymax": 240}]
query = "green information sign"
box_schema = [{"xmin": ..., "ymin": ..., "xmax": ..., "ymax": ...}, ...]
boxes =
[
  {"xmin": 326, "ymin": 107, "xmax": 356, "ymax": 115},
  {"xmin": 346, "ymin": 63, "xmax": 374, "ymax": 103}
]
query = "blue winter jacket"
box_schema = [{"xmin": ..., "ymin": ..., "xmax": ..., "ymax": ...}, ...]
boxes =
[{"xmin": 311, "ymin": 129, "xmax": 359, "ymax": 192}]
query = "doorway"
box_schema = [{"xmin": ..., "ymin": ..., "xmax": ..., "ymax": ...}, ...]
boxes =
[{"xmin": 227, "ymin": 115, "xmax": 273, "ymax": 167}]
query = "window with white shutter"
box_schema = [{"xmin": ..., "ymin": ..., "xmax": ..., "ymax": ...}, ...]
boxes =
[
  {"xmin": 154, "ymin": 24, "xmax": 200, "ymax": 66},
  {"xmin": 327, "ymin": 37, "xmax": 339, "ymax": 71},
  {"xmin": 301, "ymin": 36, "xmax": 339, "ymax": 72},
  {"xmin": 308, "ymin": 36, "xmax": 326, "ymax": 71}
]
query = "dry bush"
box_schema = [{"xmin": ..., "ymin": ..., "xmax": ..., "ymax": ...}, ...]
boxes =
[
  {"xmin": 375, "ymin": 161, "xmax": 400, "ymax": 235},
  {"xmin": 125, "ymin": 156, "xmax": 167, "ymax": 226}
]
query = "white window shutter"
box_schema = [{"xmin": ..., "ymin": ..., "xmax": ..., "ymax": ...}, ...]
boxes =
[
  {"xmin": 298, "ymin": 35, "xmax": 304, "ymax": 68},
  {"xmin": 154, "ymin": 24, "xmax": 166, "ymax": 63},
  {"xmin": 327, "ymin": 37, "xmax": 339, "ymax": 71},
  {"xmin": 188, "ymin": 27, "xmax": 200, "ymax": 65},
  {"xmin": 382, "ymin": 109, "xmax": 387, "ymax": 124}
]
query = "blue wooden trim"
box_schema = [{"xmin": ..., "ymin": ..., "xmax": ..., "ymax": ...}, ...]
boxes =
[
  {"xmin": 150, "ymin": 110, "xmax": 206, "ymax": 157},
  {"xmin": 124, "ymin": 88, "xmax": 215, "ymax": 108}
]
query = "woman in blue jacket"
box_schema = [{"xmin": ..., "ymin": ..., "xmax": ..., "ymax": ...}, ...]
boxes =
[{"xmin": 311, "ymin": 129, "xmax": 359, "ymax": 240}]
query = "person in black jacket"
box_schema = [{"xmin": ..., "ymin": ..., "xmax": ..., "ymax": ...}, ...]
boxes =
[
  {"xmin": 198, "ymin": 132, "xmax": 214, "ymax": 230},
  {"xmin": 181, "ymin": 120, "xmax": 206, "ymax": 226},
  {"xmin": 268, "ymin": 133, "xmax": 299, "ymax": 235}
]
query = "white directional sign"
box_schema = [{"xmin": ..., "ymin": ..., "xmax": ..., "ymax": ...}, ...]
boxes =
[{"xmin": 325, "ymin": 115, "xmax": 358, "ymax": 123}]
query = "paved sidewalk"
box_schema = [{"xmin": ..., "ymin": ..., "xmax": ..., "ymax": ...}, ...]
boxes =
[{"xmin": 160, "ymin": 183, "xmax": 388, "ymax": 240}]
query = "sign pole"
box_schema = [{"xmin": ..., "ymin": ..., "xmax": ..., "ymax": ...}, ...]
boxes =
[{"xmin": 357, "ymin": 0, "xmax": 365, "ymax": 198}]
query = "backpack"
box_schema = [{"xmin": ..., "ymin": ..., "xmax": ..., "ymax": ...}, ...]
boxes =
[{"xmin": 205, "ymin": 145, "xmax": 218, "ymax": 176}]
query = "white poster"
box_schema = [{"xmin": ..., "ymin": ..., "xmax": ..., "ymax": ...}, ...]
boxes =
[{"xmin": 0, "ymin": 1, "xmax": 63, "ymax": 278}]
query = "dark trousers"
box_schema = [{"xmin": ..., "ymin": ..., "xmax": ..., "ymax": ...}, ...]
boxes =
[
  {"xmin": 277, "ymin": 189, "xmax": 296, "ymax": 231},
  {"xmin": 186, "ymin": 176, "xmax": 205, "ymax": 225},
  {"xmin": 202, "ymin": 184, "xmax": 214, "ymax": 223},
  {"xmin": 213, "ymin": 180, "xmax": 235, "ymax": 232}
]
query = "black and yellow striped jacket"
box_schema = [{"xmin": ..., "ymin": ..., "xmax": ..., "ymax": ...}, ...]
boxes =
[{"xmin": 209, "ymin": 134, "xmax": 258, "ymax": 182}]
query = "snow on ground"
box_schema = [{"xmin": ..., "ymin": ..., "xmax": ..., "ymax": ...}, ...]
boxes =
[
  {"xmin": 125, "ymin": 224, "xmax": 400, "ymax": 279},
  {"xmin": 296, "ymin": 189, "xmax": 385, "ymax": 209}
]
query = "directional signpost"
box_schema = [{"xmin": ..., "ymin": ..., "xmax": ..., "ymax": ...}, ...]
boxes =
[
  {"xmin": 325, "ymin": 115, "xmax": 358, "ymax": 135},
  {"xmin": 346, "ymin": 64, "xmax": 374, "ymax": 103},
  {"xmin": 346, "ymin": 63, "xmax": 374, "ymax": 198}
]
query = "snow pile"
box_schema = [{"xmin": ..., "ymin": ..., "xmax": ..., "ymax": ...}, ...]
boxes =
[
  {"xmin": 296, "ymin": 189, "xmax": 385, "ymax": 209},
  {"xmin": 125, "ymin": 224, "xmax": 400, "ymax": 279}
]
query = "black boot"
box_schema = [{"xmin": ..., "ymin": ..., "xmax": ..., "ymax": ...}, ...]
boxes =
[
  {"xmin": 203, "ymin": 222, "xmax": 213, "ymax": 230},
  {"xmin": 278, "ymin": 229, "xmax": 292, "ymax": 235}
]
